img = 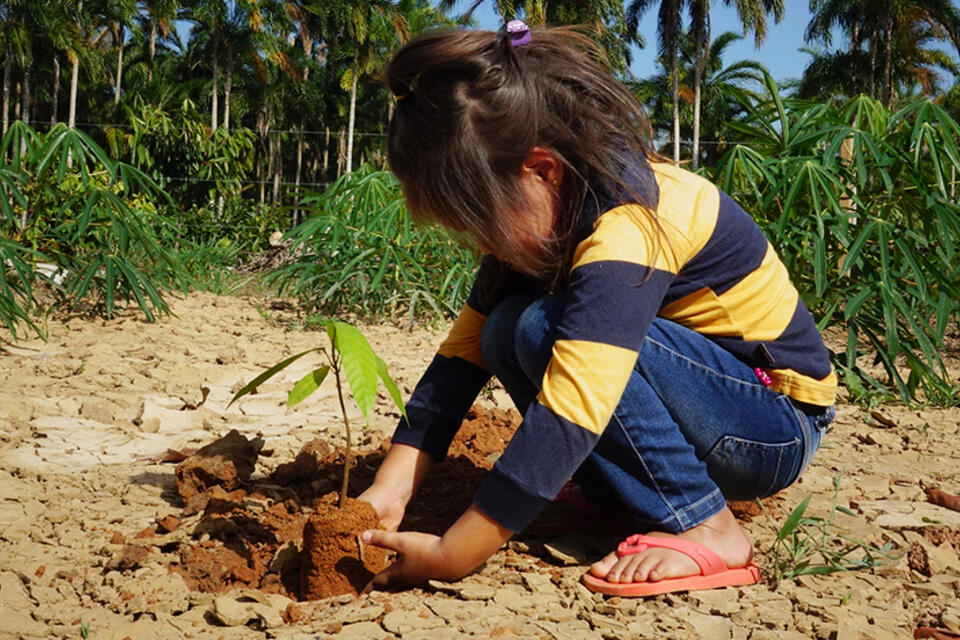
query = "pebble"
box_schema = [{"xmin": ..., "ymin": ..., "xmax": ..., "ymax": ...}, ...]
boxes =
[{"xmin": 333, "ymin": 621, "xmax": 390, "ymax": 639}]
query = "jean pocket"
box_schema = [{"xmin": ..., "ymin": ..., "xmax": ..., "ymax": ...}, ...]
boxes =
[{"xmin": 703, "ymin": 435, "xmax": 801, "ymax": 500}]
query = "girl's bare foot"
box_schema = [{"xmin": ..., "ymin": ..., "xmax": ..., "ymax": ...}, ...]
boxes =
[{"xmin": 588, "ymin": 506, "xmax": 752, "ymax": 583}]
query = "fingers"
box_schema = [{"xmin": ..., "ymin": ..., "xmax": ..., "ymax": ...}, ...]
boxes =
[{"xmin": 361, "ymin": 528, "xmax": 405, "ymax": 553}]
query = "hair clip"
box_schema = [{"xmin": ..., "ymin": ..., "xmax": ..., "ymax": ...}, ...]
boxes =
[{"xmin": 506, "ymin": 20, "xmax": 531, "ymax": 47}]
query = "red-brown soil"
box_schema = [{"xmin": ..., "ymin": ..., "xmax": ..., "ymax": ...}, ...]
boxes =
[
  {"xmin": 300, "ymin": 497, "xmax": 387, "ymax": 600},
  {"xmin": 165, "ymin": 405, "xmax": 521, "ymax": 601}
]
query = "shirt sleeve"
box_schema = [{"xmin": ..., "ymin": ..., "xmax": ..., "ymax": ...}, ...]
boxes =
[
  {"xmin": 390, "ymin": 256, "xmax": 542, "ymax": 460},
  {"xmin": 473, "ymin": 204, "xmax": 683, "ymax": 531}
]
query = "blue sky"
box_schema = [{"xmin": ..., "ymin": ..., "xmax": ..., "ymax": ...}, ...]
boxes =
[{"xmin": 460, "ymin": 2, "xmax": 815, "ymax": 84}]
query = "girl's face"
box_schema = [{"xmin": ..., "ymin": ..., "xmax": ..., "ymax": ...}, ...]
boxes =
[{"xmin": 482, "ymin": 147, "xmax": 563, "ymax": 275}]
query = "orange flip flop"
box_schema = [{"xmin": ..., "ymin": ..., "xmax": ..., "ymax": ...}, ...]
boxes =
[{"xmin": 582, "ymin": 533, "xmax": 761, "ymax": 596}]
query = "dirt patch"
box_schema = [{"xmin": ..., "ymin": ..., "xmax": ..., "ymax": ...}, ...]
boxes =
[
  {"xmin": 301, "ymin": 497, "xmax": 387, "ymax": 599},
  {"xmin": 161, "ymin": 405, "xmax": 519, "ymax": 601}
]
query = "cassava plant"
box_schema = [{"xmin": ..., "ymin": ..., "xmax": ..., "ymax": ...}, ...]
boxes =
[
  {"xmin": 711, "ymin": 74, "xmax": 960, "ymax": 405},
  {"xmin": 229, "ymin": 320, "xmax": 406, "ymax": 507}
]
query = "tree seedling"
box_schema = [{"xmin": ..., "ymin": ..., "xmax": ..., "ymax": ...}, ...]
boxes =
[{"xmin": 229, "ymin": 320, "xmax": 406, "ymax": 507}]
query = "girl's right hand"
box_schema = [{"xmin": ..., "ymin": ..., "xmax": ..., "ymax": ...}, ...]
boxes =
[{"xmin": 358, "ymin": 483, "xmax": 408, "ymax": 532}]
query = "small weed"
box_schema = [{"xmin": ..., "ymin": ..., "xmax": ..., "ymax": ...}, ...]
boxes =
[
  {"xmin": 762, "ymin": 476, "xmax": 899, "ymax": 584},
  {"xmin": 80, "ymin": 622, "xmax": 90, "ymax": 638}
]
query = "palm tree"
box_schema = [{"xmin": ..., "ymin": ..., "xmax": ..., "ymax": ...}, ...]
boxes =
[
  {"xmin": 635, "ymin": 29, "xmax": 767, "ymax": 167},
  {"xmin": 687, "ymin": 0, "xmax": 783, "ymax": 169},
  {"xmin": 141, "ymin": 0, "xmax": 179, "ymax": 83},
  {"xmin": 806, "ymin": 0, "xmax": 960, "ymax": 106},
  {"xmin": 628, "ymin": 0, "xmax": 684, "ymax": 164}
]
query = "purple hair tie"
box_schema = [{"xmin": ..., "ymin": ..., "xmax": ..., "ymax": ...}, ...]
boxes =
[{"xmin": 506, "ymin": 20, "xmax": 531, "ymax": 47}]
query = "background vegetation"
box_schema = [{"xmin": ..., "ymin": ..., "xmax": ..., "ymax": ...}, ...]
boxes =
[{"xmin": 2, "ymin": 0, "xmax": 959, "ymax": 404}]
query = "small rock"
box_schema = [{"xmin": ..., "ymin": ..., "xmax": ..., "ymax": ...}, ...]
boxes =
[
  {"xmin": 459, "ymin": 584, "xmax": 496, "ymax": 600},
  {"xmin": 382, "ymin": 610, "xmax": 444, "ymax": 634},
  {"xmin": 542, "ymin": 543, "xmax": 579, "ymax": 566},
  {"xmin": 156, "ymin": 515, "xmax": 181, "ymax": 533},
  {"xmin": 108, "ymin": 544, "xmax": 150, "ymax": 571},
  {"xmin": 211, "ymin": 589, "xmax": 293, "ymax": 629},
  {"xmin": 79, "ymin": 399, "xmax": 117, "ymax": 424},
  {"xmin": 175, "ymin": 430, "xmax": 264, "ymax": 500},
  {"xmin": 334, "ymin": 621, "xmax": 389, "ymax": 639}
]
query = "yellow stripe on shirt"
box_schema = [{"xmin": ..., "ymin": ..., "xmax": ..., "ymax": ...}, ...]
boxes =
[
  {"xmin": 537, "ymin": 339, "xmax": 639, "ymax": 435},
  {"xmin": 437, "ymin": 304, "xmax": 488, "ymax": 371}
]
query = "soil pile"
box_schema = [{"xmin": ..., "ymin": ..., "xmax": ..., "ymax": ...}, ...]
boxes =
[{"xmin": 154, "ymin": 406, "xmax": 521, "ymax": 601}]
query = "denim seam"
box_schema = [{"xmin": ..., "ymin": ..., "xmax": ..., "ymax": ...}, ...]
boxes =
[
  {"xmin": 643, "ymin": 336, "xmax": 768, "ymax": 391},
  {"xmin": 611, "ymin": 408, "xmax": 725, "ymax": 531}
]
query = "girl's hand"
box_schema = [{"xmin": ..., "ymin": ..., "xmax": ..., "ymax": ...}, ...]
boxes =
[
  {"xmin": 363, "ymin": 503, "xmax": 513, "ymax": 590},
  {"xmin": 357, "ymin": 484, "xmax": 407, "ymax": 532},
  {"xmin": 361, "ymin": 530, "xmax": 454, "ymax": 587}
]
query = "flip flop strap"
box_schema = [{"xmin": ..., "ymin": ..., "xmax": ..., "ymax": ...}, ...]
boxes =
[{"xmin": 616, "ymin": 534, "xmax": 727, "ymax": 577}]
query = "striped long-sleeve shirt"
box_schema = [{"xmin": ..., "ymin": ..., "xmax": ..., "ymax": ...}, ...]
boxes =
[{"xmin": 391, "ymin": 156, "xmax": 837, "ymax": 532}]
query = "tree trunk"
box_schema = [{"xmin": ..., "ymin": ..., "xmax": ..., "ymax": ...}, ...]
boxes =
[
  {"xmin": 323, "ymin": 126, "xmax": 330, "ymax": 176},
  {"xmin": 294, "ymin": 130, "xmax": 304, "ymax": 225},
  {"xmin": 346, "ymin": 61, "xmax": 358, "ymax": 173},
  {"xmin": 114, "ymin": 25, "xmax": 124, "ymax": 105},
  {"xmin": 69, "ymin": 0, "xmax": 83, "ymax": 129},
  {"xmin": 21, "ymin": 65, "xmax": 31, "ymax": 126},
  {"xmin": 50, "ymin": 54, "xmax": 60, "ymax": 126},
  {"xmin": 671, "ymin": 48, "xmax": 680, "ymax": 165},
  {"xmin": 882, "ymin": 16, "xmax": 894, "ymax": 107},
  {"xmin": 337, "ymin": 126, "xmax": 346, "ymax": 177},
  {"xmin": 223, "ymin": 48, "xmax": 232, "ymax": 131},
  {"xmin": 272, "ymin": 133, "xmax": 282, "ymax": 204},
  {"xmin": 692, "ymin": 63, "xmax": 703, "ymax": 170},
  {"xmin": 148, "ymin": 21, "xmax": 157, "ymax": 83},
  {"xmin": 869, "ymin": 31, "xmax": 877, "ymax": 100},
  {"xmin": 2, "ymin": 57, "xmax": 11, "ymax": 137},
  {"xmin": 211, "ymin": 49, "xmax": 219, "ymax": 130}
]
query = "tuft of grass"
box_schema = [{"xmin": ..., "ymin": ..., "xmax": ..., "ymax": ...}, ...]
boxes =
[{"xmin": 762, "ymin": 476, "xmax": 899, "ymax": 584}]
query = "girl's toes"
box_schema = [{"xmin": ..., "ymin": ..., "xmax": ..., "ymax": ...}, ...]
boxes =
[{"xmin": 588, "ymin": 551, "xmax": 619, "ymax": 578}]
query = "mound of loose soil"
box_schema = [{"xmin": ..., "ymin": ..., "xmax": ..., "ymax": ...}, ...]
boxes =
[{"xmin": 161, "ymin": 405, "xmax": 521, "ymax": 601}]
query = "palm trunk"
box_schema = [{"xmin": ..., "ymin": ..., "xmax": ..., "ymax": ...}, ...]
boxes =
[
  {"xmin": 223, "ymin": 48, "xmax": 232, "ymax": 131},
  {"xmin": 337, "ymin": 126, "xmax": 346, "ymax": 177},
  {"xmin": 346, "ymin": 61, "xmax": 358, "ymax": 173},
  {"xmin": 671, "ymin": 48, "xmax": 680, "ymax": 165},
  {"xmin": 211, "ymin": 48, "xmax": 219, "ymax": 130},
  {"xmin": 692, "ymin": 64, "xmax": 703, "ymax": 170},
  {"xmin": 294, "ymin": 130, "xmax": 304, "ymax": 225},
  {"xmin": 69, "ymin": 0, "xmax": 82, "ymax": 129},
  {"xmin": 114, "ymin": 25, "xmax": 124, "ymax": 105},
  {"xmin": 148, "ymin": 21, "xmax": 157, "ymax": 83},
  {"xmin": 50, "ymin": 54, "xmax": 60, "ymax": 126},
  {"xmin": 2, "ymin": 57, "xmax": 11, "ymax": 137},
  {"xmin": 272, "ymin": 133, "xmax": 282, "ymax": 204},
  {"xmin": 882, "ymin": 17, "xmax": 894, "ymax": 107},
  {"xmin": 21, "ymin": 66, "xmax": 31, "ymax": 127},
  {"xmin": 869, "ymin": 34, "xmax": 877, "ymax": 100},
  {"xmin": 323, "ymin": 126, "xmax": 330, "ymax": 176}
]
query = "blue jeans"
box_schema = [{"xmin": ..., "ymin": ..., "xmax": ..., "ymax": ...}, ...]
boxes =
[{"xmin": 481, "ymin": 294, "xmax": 835, "ymax": 534}]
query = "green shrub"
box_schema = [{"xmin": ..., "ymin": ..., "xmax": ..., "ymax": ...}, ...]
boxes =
[
  {"xmin": 268, "ymin": 165, "xmax": 478, "ymax": 323},
  {"xmin": 712, "ymin": 74, "xmax": 960, "ymax": 404},
  {"xmin": 0, "ymin": 121, "xmax": 185, "ymax": 337}
]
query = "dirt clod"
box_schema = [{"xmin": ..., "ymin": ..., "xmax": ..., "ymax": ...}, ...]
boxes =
[{"xmin": 175, "ymin": 429, "xmax": 264, "ymax": 500}]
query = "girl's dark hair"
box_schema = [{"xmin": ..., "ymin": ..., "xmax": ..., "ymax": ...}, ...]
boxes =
[{"xmin": 385, "ymin": 26, "xmax": 657, "ymax": 286}]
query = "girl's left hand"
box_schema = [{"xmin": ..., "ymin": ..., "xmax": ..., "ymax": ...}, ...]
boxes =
[{"xmin": 361, "ymin": 529, "xmax": 457, "ymax": 588}]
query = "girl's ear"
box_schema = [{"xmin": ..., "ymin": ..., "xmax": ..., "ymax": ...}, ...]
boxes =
[{"xmin": 521, "ymin": 147, "xmax": 563, "ymax": 187}]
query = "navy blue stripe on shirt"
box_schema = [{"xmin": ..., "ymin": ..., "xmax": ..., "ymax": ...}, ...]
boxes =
[
  {"xmin": 474, "ymin": 400, "xmax": 601, "ymax": 531},
  {"xmin": 557, "ymin": 261, "xmax": 675, "ymax": 351},
  {"xmin": 682, "ymin": 191, "xmax": 769, "ymax": 297},
  {"xmin": 390, "ymin": 354, "xmax": 490, "ymax": 460}
]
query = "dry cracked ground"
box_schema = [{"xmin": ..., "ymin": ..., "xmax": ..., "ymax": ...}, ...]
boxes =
[{"xmin": 1, "ymin": 291, "xmax": 959, "ymax": 640}]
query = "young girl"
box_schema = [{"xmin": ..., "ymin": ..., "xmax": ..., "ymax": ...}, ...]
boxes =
[{"xmin": 359, "ymin": 22, "xmax": 836, "ymax": 596}]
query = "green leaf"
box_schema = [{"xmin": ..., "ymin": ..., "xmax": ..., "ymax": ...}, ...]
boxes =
[
  {"xmin": 327, "ymin": 321, "xmax": 378, "ymax": 425},
  {"xmin": 228, "ymin": 348, "xmax": 321, "ymax": 408},
  {"xmin": 778, "ymin": 494, "xmax": 812, "ymax": 541},
  {"xmin": 288, "ymin": 366, "xmax": 330, "ymax": 407},
  {"xmin": 375, "ymin": 355, "xmax": 407, "ymax": 422}
]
